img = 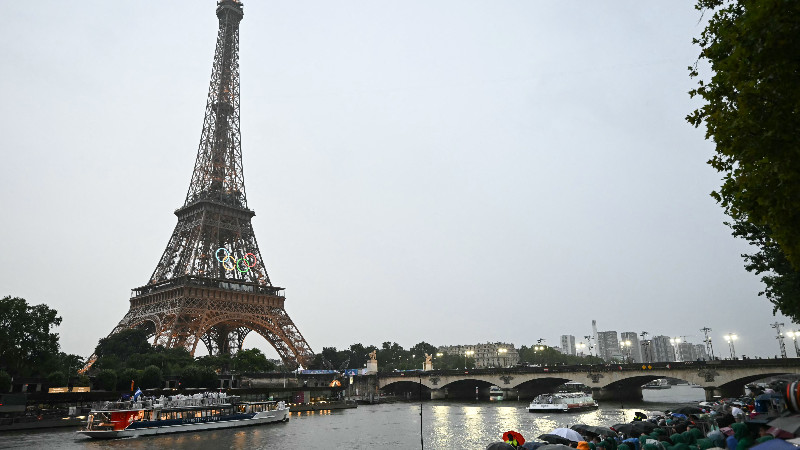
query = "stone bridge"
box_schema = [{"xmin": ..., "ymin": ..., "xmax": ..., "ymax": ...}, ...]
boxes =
[{"xmin": 377, "ymin": 359, "xmax": 800, "ymax": 401}]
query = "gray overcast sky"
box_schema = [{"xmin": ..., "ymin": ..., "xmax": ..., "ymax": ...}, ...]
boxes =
[{"xmin": 0, "ymin": 1, "xmax": 793, "ymax": 362}]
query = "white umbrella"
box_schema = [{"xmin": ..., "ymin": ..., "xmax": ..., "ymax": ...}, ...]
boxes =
[{"xmin": 549, "ymin": 428, "xmax": 583, "ymax": 442}]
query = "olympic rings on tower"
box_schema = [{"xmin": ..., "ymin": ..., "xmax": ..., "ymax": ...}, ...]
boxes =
[{"xmin": 215, "ymin": 247, "xmax": 257, "ymax": 273}]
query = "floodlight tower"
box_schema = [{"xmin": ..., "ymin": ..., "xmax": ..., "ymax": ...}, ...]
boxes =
[{"xmin": 772, "ymin": 322, "xmax": 787, "ymax": 358}]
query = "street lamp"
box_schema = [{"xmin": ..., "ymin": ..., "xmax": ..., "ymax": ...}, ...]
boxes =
[
  {"xmin": 786, "ymin": 332, "xmax": 800, "ymax": 357},
  {"xmin": 669, "ymin": 338, "xmax": 682, "ymax": 362},
  {"xmin": 577, "ymin": 342, "xmax": 586, "ymax": 356},
  {"xmin": 620, "ymin": 340, "xmax": 632, "ymax": 363},
  {"xmin": 464, "ymin": 350, "xmax": 474, "ymax": 369},
  {"xmin": 724, "ymin": 333, "xmax": 738, "ymax": 359},
  {"xmin": 497, "ymin": 348, "xmax": 507, "ymax": 368}
]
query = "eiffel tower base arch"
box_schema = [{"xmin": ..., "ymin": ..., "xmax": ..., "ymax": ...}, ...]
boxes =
[{"xmin": 107, "ymin": 277, "xmax": 314, "ymax": 369}]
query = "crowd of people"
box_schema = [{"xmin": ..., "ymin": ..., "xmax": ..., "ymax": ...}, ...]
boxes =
[{"xmin": 487, "ymin": 400, "xmax": 797, "ymax": 450}]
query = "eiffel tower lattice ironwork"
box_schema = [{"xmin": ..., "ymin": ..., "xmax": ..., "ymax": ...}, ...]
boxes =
[{"xmin": 86, "ymin": 0, "xmax": 314, "ymax": 370}]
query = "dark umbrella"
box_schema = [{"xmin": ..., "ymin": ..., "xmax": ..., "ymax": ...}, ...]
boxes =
[
  {"xmin": 537, "ymin": 445, "xmax": 575, "ymax": 450},
  {"xmin": 672, "ymin": 406, "xmax": 705, "ymax": 415},
  {"xmin": 571, "ymin": 424, "xmax": 618, "ymax": 437},
  {"xmin": 487, "ymin": 443, "xmax": 516, "ymax": 450},
  {"xmin": 571, "ymin": 424, "xmax": 593, "ymax": 434},
  {"xmin": 768, "ymin": 415, "xmax": 800, "ymax": 435},
  {"xmin": 750, "ymin": 439, "xmax": 797, "ymax": 450},
  {"xmin": 612, "ymin": 422, "xmax": 655, "ymax": 434},
  {"xmin": 591, "ymin": 427, "xmax": 619, "ymax": 437},
  {"xmin": 539, "ymin": 435, "xmax": 574, "ymax": 445}
]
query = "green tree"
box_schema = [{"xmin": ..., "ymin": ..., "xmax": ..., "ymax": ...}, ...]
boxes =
[
  {"xmin": 75, "ymin": 374, "xmax": 91, "ymax": 388},
  {"xmin": 140, "ymin": 365, "xmax": 163, "ymax": 389},
  {"xmin": 47, "ymin": 371, "xmax": 68, "ymax": 387},
  {"xmin": 730, "ymin": 219, "xmax": 800, "ymax": 319},
  {"xmin": 232, "ymin": 348, "xmax": 275, "ymax": 373},
  {"xmin": 95, "ymin": 328, "xmax": 153, "ymax": 362},
  {"xmin": 688, "ymin": 0, "xmax": 800, "ymax": 316},
  {"xmin": 181, "ymin": 366, "xmax": 218, "ymax": 389},
  {"xmin": 117, "ymin": 368, "xmax": 140, "ymax": 392},
  {"xmin": 95, "ymin": 369, "xmax": 117, "ymax": 391},
  {"xmin": 0, "ymin": 370, "xmax": 11, "ymax": 392},
  {"xmin": 0, "ymin": 296, "xmax": 62, "ymax": 377}
]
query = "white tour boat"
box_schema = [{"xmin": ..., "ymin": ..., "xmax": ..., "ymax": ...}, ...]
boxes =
[
  {"xmin": 489, "ymin": 386, "xmax": 504, "ymax": 401},
  {"xmin": 642, "ymin": 379, "xmax": 671, "ymax": 390},
  {"xmin": 77, "ymin": 393, "xmax": 288, "ymax": 439},
  {"xmin": 528, "ymin": 392, "xmax": 598, "ymax": 413}
]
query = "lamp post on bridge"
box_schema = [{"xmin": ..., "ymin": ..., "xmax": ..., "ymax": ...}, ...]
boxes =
[
  {"xmin": 620, "ymin": 340, "xmax": 632, "ymax": 363},
  {"xmin": 669, "ymin": 337, "xmax": 682, "ymax": 362},
  {"xmin": 724, "ymin": 333, "xmax": 738, "ymax": 359},
  {"xmin": 497, "ymin": 348, "xmax": 508, "ymax": 368},
  {"xmin": 786, "ymin": 332, "xmax": 800, "ymax": 358},
  {"xmin": 577, "ymin": 342, "xmax": 586, "ymax": 357},
  {"xmin": 464, "ymin": 350, "xmax": 474, "ymax": 369}
]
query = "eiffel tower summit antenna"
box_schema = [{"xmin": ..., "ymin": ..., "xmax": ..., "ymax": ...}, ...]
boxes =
[{"xmin": 83, "ymin": 0, "xmax": 314, "ymax": 372}]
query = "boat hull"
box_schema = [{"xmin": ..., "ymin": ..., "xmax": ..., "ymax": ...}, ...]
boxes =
[
  {"xmin": 528, "ymin": 403, "xmax": 598, "ymax": 413},
  {"xmin": 77, "ymin": 409, "xmax": 289, "ymax": 440}
]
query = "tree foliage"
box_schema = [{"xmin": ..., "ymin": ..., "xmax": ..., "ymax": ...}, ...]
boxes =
[
  {"xmin": 140, "ymin": 365, "xmax": 164, "ymax": 389},
  {"xmin": 181, "ymin": 366, "xmax": 218, "ymax": 389},
  {"xmin": 0, "ymin": 370, "xmax": 11, "ymax": 392},
  {"xmin": 232, "ymin": 348, "xmax": 275, "ymax": 373},
  {"xmin": 730, "ymin": 219, "xmax": 800, "ymax": 319},
  {"xmin": 688, "ymin": 0, "xmax": 800, "ymax": 315},
  {"xmin": 0, "ymin": 296, "xmax": 63, "ymax": 377},
  {"xmin": 95, "ymin": 369, "xmax": 117, "ymax": 391},
  {"xmin": 518, "ymin": 346, "xmax": 604, "ymax": 366}
]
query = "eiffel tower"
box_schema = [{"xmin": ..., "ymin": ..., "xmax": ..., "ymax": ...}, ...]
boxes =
[{"xmin": 87, "ymin": 0, "xmax": 314, "ymax": 370}]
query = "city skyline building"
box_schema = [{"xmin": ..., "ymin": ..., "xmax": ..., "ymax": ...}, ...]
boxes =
[
  {"xmin": 641, "ymin": 339, "xmax": 654, "ymax": 363},
  {"xmin": 652, "ymin": 335, "xmax": 675, "ymax": 362},
  {"xmin": 560, "ymin": 335, "xmax": 576, "ymax": 356},
  {"xmin": 597, "ymin": 331, "xmax": 619, "ymax": 361},
  {"xmin": 620, "ymin": 331, "xmax": 642, "ymax": 363}
]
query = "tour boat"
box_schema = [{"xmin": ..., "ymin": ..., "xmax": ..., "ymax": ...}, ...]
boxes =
[
  {"xmin": 77, "ymin": 393, "xmax": 288, "ymax": 439},
  {"xmin": 642, "ymin": 379, "xmax": 671, "ymax": 389},
  {"xmin": 489, "ymin": 386, "xmax": 504, "ymax": 401},
  {"xmin": 528, "ymin": 392, "xmax": 598, "ymax": 412}
]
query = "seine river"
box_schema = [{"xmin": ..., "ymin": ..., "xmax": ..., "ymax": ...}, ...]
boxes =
[{"xmin": 0, "ymin": 386, "xmax": 704, "ymax": 449}]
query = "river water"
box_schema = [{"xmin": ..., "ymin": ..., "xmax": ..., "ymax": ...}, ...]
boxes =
[{"xmin": 0, "ymin": 386, "xmax": 704, "ymax": 449}]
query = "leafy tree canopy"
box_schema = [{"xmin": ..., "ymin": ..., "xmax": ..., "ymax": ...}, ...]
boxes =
[
  {"xmin": 688, "ymin": 0, "xmax": 800, "ymax": 317},
  {"xmin": 0, "ymin": 296, "xmax": 62, "ymax": 377},
  {"xmin": 95, "ymin": 328, "xmax": 153, "ymax": 362},
  {"xmin": 232, "ymin": 348, "xmax": 275, "ymax": 373}
]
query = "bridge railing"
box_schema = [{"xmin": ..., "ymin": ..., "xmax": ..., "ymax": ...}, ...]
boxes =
[{"xmin": 379, "ymin": 358, "xmax": 800, "ymax": 378}]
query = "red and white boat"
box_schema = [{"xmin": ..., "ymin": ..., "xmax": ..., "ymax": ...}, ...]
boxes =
[
  {"xmin": 528, "ymin": 392, "xmax": 598, "ymax": 413},
  {"xmin": 77, "ymin": 393, "xmax": 288, "ymax": 439}
]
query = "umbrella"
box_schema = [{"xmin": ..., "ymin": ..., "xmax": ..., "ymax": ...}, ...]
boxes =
[
  {"xmin": 750, "ymin": 439, "xmax": 797, "ymax": 450},
  {"xmin": 672, "ymin": 406, "xmax": 705, "ymax": 415},
  {"xmin": 768, "ymin": 416, "xmax": 800, "ymax": 435},
  {"xmin": 612, "ymin": 422, "xmax": 656, "ymax": 434},
  {"xmin": 549, "ymin": 428, "xmax": 584, "ymax": 442},
  {"xmin": 537, "ymin": 445, "xmax": 575, "ymax": 450},
  {"xmin": 487, "ymin": 443, "xmax": 516, "ymax": 450},
  {"xmin": 767, "ymin": 427, "xmax": 794, "ymax": 440},
  {"xmin": 539, "ymin": 435, "xmax": 575, "ymax": 445},
  {"xmin": 571, "ymin": 424, "xmax": 618, "ymax": 437}
]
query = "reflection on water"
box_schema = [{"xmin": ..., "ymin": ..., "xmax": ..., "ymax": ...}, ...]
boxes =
[{"xmin": 0, "ymin": 386, "xmax": 706, "ymax": 450}]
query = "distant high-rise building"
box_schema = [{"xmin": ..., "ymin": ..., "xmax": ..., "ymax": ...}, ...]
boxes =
[
  {"xmin": 693, "ymin": 344, "xmax": 708, "ymax": 361},
  {"xmin": 677, "ymin": 342, "xmax": 696, "ymax": 362},
  {"xmin": 620, "ymin": 332, "xmax": 642, "ymax": 363},
  {"xmin": 597, "ymin": 331, "xmax": 619, "ymax": 361},
  {"xmin": 561, "ymin": 335, "xmax": 576, "ymax": 356},
  {"xmin": 641, "ymin": 339, "xmax": 654, "ymax": 363},
  {"xmin": 652, "ymin": 335, "xmax": 674, "ymax": 362}
]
